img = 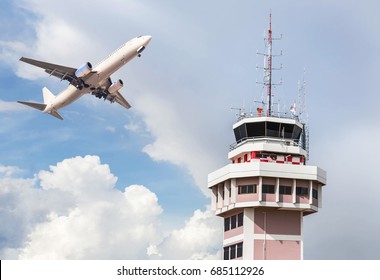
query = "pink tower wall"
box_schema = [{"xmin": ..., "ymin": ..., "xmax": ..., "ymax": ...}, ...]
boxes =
[
  {"xmin": 253, "ymin": 209, "xmax": 301, "ymax": 260},
  {"xmin": 254, "ymin": 209, "xmax": 301, "ymax": 235},
  {"xmin": 254, "ymin": 240, "xmax": 301, "ymax": 260}
]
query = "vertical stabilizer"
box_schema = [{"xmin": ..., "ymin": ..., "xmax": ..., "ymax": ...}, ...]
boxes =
[{"xmin": 42, "ymin": 87, "xmax": 56, "ymax": 104}]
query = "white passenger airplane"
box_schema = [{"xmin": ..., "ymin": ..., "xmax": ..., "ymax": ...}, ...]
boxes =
[{"xmin": 18, "ymin": 35, "xmax": 152, "ymax": 120}]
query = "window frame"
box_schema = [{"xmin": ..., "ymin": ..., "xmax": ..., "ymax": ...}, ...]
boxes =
[
  {"xmin": 279, "ymin": 185, "xmax": 292, "ymax": 195},
  {"xmin": 224, "ymin": 217, "xmax": 230, "ymax": 232},
  {"xmin": 238, "ymin": 184, "xmax": 257, "ymax": 194},
  {"xmin": 237, "ymin": 212, "xmax": 244, "ymax": 227},
  {"xmin": 296, "ymin": 186, "xmax": 309, "ymax": 196},
  {"xmin": 262, "ymin": 184, "xmax": 275, "ymax": 194},
  {"xmin": 312, "ymin": 188, "xmax": 318, "ymax": 199},
  {"xmin": 230, "ymin": 215, "xmax": 237, "ymax": 229},
  {"xmin": 230, "ymin": 244, "xmax": 236, "ymax": 259},
  {"xmin": 223, "ymin": 246, "xmax": 229, "ymax": 260},
  {"xmin": 237, "ymin": 242, "xmax": 243, "ymax": 258}
]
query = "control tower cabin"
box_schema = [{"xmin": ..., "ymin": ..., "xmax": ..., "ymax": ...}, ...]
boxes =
[{"xmin": 207, "ymin": 16, "xmax": 326, "ymax": 260}]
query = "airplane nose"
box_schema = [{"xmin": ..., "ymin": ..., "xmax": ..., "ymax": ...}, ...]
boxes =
[{"xmin": 144, "ymin": 35, "xmax": 152, "ymax": 46}]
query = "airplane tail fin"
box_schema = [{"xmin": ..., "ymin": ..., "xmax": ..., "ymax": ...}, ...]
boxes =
[
  {"xmin": 18, "ymin": 87, "xmax": 63, "ymax": 120},
  {"xmin": 42, "ymin": 87, "xmax": 56, "ymax": 104},
  {"xmin": 17, "ymin": 87, "xmax": 55, "ymax": 111},
  {"xmin": 41, "ymin": 87, "xmax": 63, "ymax": 119}
]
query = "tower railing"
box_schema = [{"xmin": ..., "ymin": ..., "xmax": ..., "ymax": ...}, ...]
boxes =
[
  {"xmin": 229, "ymin": 136, "xmax": 306, "ymax": 151},
  {"xmin": 236, "ymin": 111, "xmax": 300, "ymax": 122}
]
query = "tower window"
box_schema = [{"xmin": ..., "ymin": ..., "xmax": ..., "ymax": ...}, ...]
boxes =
[
  {"xmin": 246, "ymin": 122, "xmax": 265, "ymax": 137},
  {"xmin": 279, "ymin": 185, "xmax": 292, "ymax": 195},
  {"xmin": 223, "ymin": 247, "xmax": 229, "ymax": 260},
  {"xmin": 238, "ymin": 184, "xmax": 257, "ymax": 194},
  {"xmin": 224, "ymin": 217, "xmax": 230, "ymax": 232},
  {"xmin": 230, "ymin": 244, "xmax": 236, "ymax": 259},
  {"xmin": 237, "ymin": 212, "xmax": 244, "ymax": 227},
  {"xmin": 231, "ymin": 215, "xmax": 237, "ymax": 229},
  {"xmin": 296, "ymin": 187, "xmax": 308, "ymax": 196},
  {"xmin": 223, "ymin": 242, "xmax": 243, "ymax": 260},
  {"xmin": 267, "ymin": 121, "xmax": 280, "ymax": 137},
  {"xmin": 262, "ymin": 184, "xmax": 275, "ymax": 194},
  {"xmin": 312, "ymin": 189, "xmax": 318, "ymax": 199},
  {"xmin": 237, "ymin": 242, "xmax": 243, "ymax": 258},
  {"xmin": 224, "ymin": 212, "xmax": 244, "ymax": 231}
]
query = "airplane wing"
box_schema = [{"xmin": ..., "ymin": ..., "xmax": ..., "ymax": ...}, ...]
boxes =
[
  {"xmin": 19, "ymin": 57, "xmax": 95, "ymax": 88},
  {"xmin": 92, "ymin": 77, "xmax": 132, "ymax": 109},
  {"xmin": 113, "ymin": 90, "xmax": 132, "ymax": 109},
  {"xmin": 105, "ymin": 77, "xmax": 131, "ymax": 109},
  {"xmin": 20, "ymin": 57, "xmax": 77, "ymax": 79}
]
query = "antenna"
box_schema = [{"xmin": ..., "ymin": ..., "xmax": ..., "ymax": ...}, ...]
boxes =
[
  {"xmin": 297, "ymin": 68, "xmax": 307, "ymax": 121},
  {"xmin": 297, "ymin": 68, "xmax": 309, "ymax": 160},
  {"xmin": 256, "ymin": 11, "xmax": 282, "ymax": 116},
  {"xmin": 231, "ymin": 107, "xmax": 246, "ymax": 120},
  {"xmin": 267, "ymin": 12, "xmax": 273, "ymax": 116}
]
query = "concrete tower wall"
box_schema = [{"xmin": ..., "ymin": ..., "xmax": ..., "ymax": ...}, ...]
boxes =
[{"xmin": 210, "ymin": 160, "xmax": 325, "ymax": 260}]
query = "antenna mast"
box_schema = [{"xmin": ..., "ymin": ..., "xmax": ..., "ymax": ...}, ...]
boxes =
[
  {"xmin": 256, "ymin": 12, "xmax": 282, "ymax": 117},
  {"xmin": 297, "ymin": 68, "xmax": 307, "ymax": 121},
  {"xmin": 267, "ymin": 13, "xmax": 273, "ymax": 116}
]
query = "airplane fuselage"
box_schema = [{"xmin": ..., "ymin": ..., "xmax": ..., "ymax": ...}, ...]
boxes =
[{"xmin": 44, "ymin": 36, "xmax": 151, "ymax": 114}]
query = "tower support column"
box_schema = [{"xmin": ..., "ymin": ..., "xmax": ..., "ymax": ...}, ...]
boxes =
[{"xmin": 243, "ymin": 208, "xmax": 254, "ymax": 259}]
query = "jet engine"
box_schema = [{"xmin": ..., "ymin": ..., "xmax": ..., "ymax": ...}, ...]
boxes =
[
  {"xmin": 107, "ymin": 79, "xmax": 124, "ymax": 94},
  {"xmin": 75, "ymin": 62, "xmax": 92, "ymax": 78}
]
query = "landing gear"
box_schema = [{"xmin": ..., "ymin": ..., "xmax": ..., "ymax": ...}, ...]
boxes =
[
  {"xmin": 137, "ymin": 46, "xmax": 145, "ymax": 58},
  {"xmin": 75, "ymin": 78, "xmax": 90, "ymax": 90},
  {"xmin": 91, "ymin": 88, "xmax": 109, "ymax": 100}
]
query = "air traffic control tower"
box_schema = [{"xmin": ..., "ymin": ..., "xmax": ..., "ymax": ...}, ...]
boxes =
[{"xmin": 207, "ymin": 16, "xmax": 326, "ymax": 260}]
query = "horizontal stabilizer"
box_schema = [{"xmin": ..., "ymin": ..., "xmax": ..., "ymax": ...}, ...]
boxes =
[
  {"xmin": 17, "ymin": 101, "xmax": 63, "ymax": 120},
  {"xmin": 49, "ymin": 110, "xmax": 64, "ymax": 120},
  {"xmin": 17, "ymin": 101, "xmax": 46, "ymax": 111}
]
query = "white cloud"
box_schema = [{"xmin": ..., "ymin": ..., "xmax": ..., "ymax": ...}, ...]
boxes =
[
  {"xmin": 0, "ymin": 40, "xmax": 30, "ymax": 71},
  {"xmin": 0, "ymin": 156, "xmax": 222, "ymax": 260},
  {"xmin": 135, "ymin": 92, "xmax": 227, "ymax": 196},
  {"xmin": 17, "ymin": 156, "xmax": 163, "ymax": 259},
  {"xmin": 106, "ymin": 126, "xmax": 116, "ymax": 133},
  {"xmin": 0, "ymin": 165, "xmax": 23, "ymax": 177},
  {"xmin": 37, "ymin": 155, "xmax": 117, "ymax": 196},
  {"xmin": 124, "ymin": 121, "xmax": 141, "ymax": 133},
  {"xmin": 154, "ymin": 208, "xmax": 222, "ymax": 260}
]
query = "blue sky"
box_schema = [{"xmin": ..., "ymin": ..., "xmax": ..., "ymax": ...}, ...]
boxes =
[{"xmin": 1, "ymin": 0, "xmax": 380, "ymax": 259}]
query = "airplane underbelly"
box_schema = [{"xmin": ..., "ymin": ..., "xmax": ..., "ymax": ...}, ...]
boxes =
[{"xmin": 53, "ymin": 86, "xmax": 85, "ymax": 110}]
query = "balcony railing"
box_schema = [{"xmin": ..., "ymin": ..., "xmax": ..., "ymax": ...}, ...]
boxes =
[{"xmin": 229, "ymin": 136, "xmax": 306, "ymax": 151}]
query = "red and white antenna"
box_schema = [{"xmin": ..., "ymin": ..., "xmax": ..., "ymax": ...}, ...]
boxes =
[
  {"xmin": 267, "ymin": 13, "xmax": 273, "ymax": 116},
  {"xmin": 256, "ymin": 11, "xmax": 282, "ymax": 116}
]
